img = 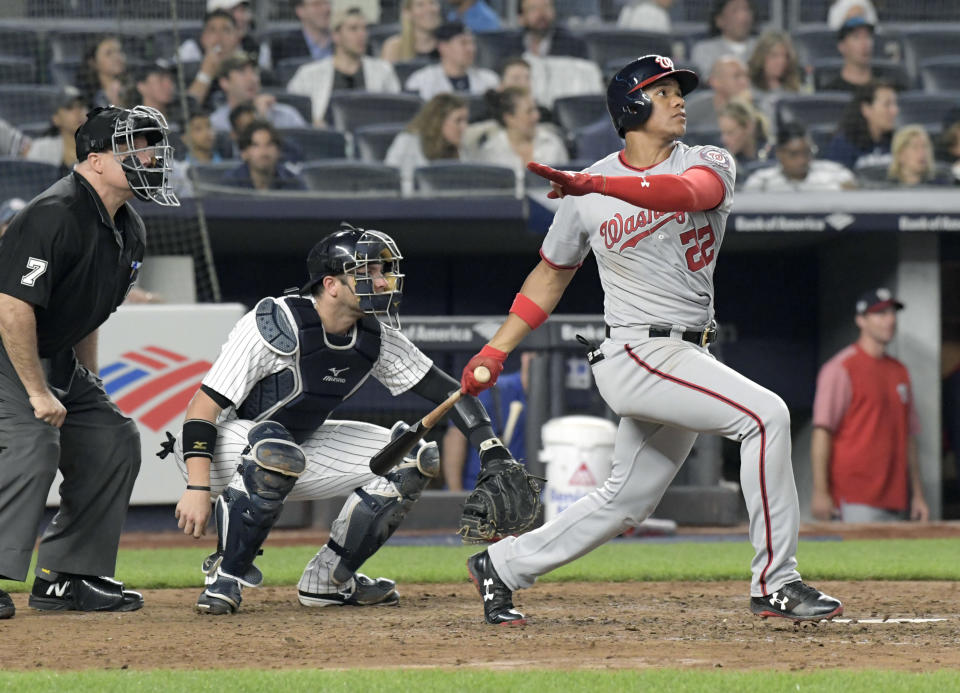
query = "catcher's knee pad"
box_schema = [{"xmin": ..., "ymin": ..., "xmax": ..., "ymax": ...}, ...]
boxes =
[{"xmin": 217, "ymin": 421, "xmax": 306, "ymax": 584}]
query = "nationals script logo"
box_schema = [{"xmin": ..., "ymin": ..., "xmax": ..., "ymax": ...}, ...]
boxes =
[{"xmin": 600, "ymin": 209, "xmax": 686, "ymax": 252}]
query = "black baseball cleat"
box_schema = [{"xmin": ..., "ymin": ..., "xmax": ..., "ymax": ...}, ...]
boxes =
[
  {"xmin": 467, "ymin": 550, "xmax": 526, "ymax": 626},
  {"xmin": 751, "ymin": 580, "xmax": 843, "ymax": 621},
  {"xmin": 196, "ymin": 575, "xmax": 243, "ymax": 615},
  {"xmin": 298, "ymin": 573, "xmax": 399, "ymax": 607},
  {"xmin": 28, "ymin": 575, "xmax": 143, "ymax": 612},
  {"xmin": 0, "ymin": 588, "xmax": 14, "ymax": 619}
]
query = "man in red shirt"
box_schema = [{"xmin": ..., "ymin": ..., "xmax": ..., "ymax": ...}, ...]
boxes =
[{"xmin": 811, "ymin": 288, "xmax": 929, "ymax": 522}]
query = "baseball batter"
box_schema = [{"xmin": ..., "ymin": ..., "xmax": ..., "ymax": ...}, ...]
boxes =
[
  {"xmin": 168, "ymin": 223, "xmax": 524, "ymax": 614},
  {"xmin": 462, "ymin": 55, "xmax": 843, "ymax": 625}
]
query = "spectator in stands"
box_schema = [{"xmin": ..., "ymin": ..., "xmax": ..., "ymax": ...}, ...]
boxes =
[
  {"xmin": 743, "ymin": 122, "xmax": 856, "ymax": 192},
  {"xmin": 221, "ymin": 120, "xmax": 307, "ymax": 191},
  {"xmin": 690, "ymin": 0, "xmax": 757, "ymax": 77},
  {"xmin": 132, "ymin": 61, "xmax": 176, "ymax": 127},
  {"xmin": 827, "ymin": 0, "xmax": 877, "ymax": 30},
  {"xmin": 405, "ymin": 22, "xmax": 499, "ymax": 101},
  {"xmin": 182, "ymin": 1, "xmax": 261, "ymax": 64},
  {"xmin": 183, "ymin": 109, "xmax": 222, "ymax": 165},
  {"xmin": 446, "ymin": 0, "xmax": 502, "ymax": 33},
  {"xmin": 381, "ymin": 0, "xmax": 442, "ymax": 63},
  {"xmin": 941, "ymin": 121, "xmax": 960, "ymax": 185},
  {"xmin": 77, "ymin": 35, "xmax": 130, "ymax": 109},
  {"xmin": 385, "ymin": 93, "xmax": 468, "ymax": 195},
  {"xmin": 268, "ymin": 0, "xmax": 333, "ymax": 68},
  {"xmin": 499, "ymin": 56, "xmax": 532, "ymax": 91},
  {"xmin": 24, "ymin": 87, "xmax": 86, "ymax": 176},
  {"xmin": 684, "ymin": 55, "xmax": 752, "ymax": 133},
  {"xmin": 227, "ymin": 102, "xmax": 257, "ymax": 157},
  {"xmin": 467, "ymin": 86, "xmax": 568, "ymax": 181},
  {"xmin": 185, "ymin": 9, "xmax": 242, "ymax": 109},
  {"xmin": 212, "ymin": 53, "xmax": 306, "ymax": 132},
  {"xmin": 821, "ymin": 17, "xmax": 877, "ymax": 92},
  {"xmin": 886, "ymin": 125, "xmax": 949, "ymax": 188},
  {"xmin": 748, "ymin": 30, "xmax": 804, "ymax": 125},
  {"xmin": 824, "ymin": 81, "xmax": 897, "ymax": 171},
  {"xmin": 0, "ymin": 198, "xmax": 25, "ymax": 239},
  {"xmin": 287, "ymin": 7, "xmax": 401, "ymax": 127},
  {"xmin": 811, "ymin": 288, "xmax": 929, "ymax": 523},
  {"xmin": 508, "ymin": 0, "xmax": 587, "ymax": 59},
  {"xmin": 617, "ymin": 0, "xmax": 673, "ymax": 33},
  {"xmin": 717, "ymin": 99, "xmax": 769, "ymax": 177},
  {"xmin": 0, "ymin": 119, "xmax": 31, "ymax": 159}
]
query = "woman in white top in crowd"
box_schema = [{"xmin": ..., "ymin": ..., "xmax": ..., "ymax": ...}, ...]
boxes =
[
  {"xmin": 385, "ymin": 93, "xmax": 468, "ymax": 195},
  {"xmin": 381, "ymin": 0, "xmax": 442, "ymax": 63},
  {"xmin": 468, "ymin": 87, "xmax": 568, "ymax": 186}
]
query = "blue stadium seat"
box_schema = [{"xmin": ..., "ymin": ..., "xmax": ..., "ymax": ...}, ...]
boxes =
[
  {"xmin": 0, "ymin": 85, "xmax": 64, "ymax": 127},
  {"xmin": 354, "ymin": 123, "xmax": 405, "ymax": 162},
  {"xmin": 0, "ymin": 56, "xmax": 36, "ymax": 84},
  {"xmin": 580, "ymin": 30, "xmax": 673, "ymax": 71},
  {"xmin": 276, "ymin": 128, "xmax": 347, "ymax": 160},
  {"xmin": 328, "ymin": 91, "xmax": 423, "ymax": 132},
  {"xmin": 0, "ymin": 158, "xmax": 61, "ymax": 201},
  {"xmin": 553, "ymin": 94, "xmax": 608, "ymax": 134},
  {"xmin": 414, "ymin": 162, "xmax": 516, "ymax": 196},
  {"xmin": 920, "ymin": 57, "xmax": 960, "ymax": 94},
  {"xmin": 775, "ymin": 93, "xmax": 851, "ymax": 131},
  {"xmin": 300, "ymin": 160, "xmax": 401, "ymax": 196}
]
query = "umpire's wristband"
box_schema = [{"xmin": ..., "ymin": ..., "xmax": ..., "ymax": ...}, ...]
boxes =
[{"xmin": 182, "ymin": 419, "xmax": 217, "ymax": 460}]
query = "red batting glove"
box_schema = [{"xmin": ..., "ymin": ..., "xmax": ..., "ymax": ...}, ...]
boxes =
[
  {"xmin": 461, "ymin": 345, "xmax": 507, "ymax": 396},
  {"xmin": 527, "ymin": 162, "xmax": 602, "ymax": 199}
]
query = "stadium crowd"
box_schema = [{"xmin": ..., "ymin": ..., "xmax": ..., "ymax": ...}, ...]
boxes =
[{"xmin": 0, "ymin": 0, "xmax": 958, "ymax": 201}]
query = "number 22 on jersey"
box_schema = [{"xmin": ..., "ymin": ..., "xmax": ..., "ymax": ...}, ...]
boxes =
[{"xmin": 679, "ymin": 224, "xmax": 715, "ymax": 272}]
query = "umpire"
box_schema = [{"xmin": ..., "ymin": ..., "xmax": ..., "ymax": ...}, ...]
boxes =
[{"xmin": 0, "ymin": 104, "xmax": 178, "ymax": 618}]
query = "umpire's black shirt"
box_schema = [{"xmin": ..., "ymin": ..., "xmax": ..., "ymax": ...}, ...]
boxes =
[{"xmin": 0, "ymin": 171, "xmax": 145, "ymax": 358}]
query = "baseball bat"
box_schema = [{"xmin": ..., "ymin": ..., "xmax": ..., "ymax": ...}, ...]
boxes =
[
  {"xmin": 501, "ymin": 400, "xmax": 524, "ymax": 448},
  {"xmin": 369, "ymin": 366, "xmax": 490, "ymax": 476}
]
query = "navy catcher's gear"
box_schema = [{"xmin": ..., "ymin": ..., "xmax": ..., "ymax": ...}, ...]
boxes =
[
  {"xmin": 300, "ymin": 222, "xmax": 404, "ymax": 329},
  {"xmin": 213, "ymin": 422, "xmax": 306, "ymax": 588},
  {"xmin": 607, "ymin": 55, "xmax": 699, "ymax": 137}
]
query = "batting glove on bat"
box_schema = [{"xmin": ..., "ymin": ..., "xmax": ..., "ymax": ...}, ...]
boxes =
[
  {"xmin": 527, "ymin": 162, "xmax": 603, "ymax": 199},
  {"xmin": 461, "ymin": 345, "xmax": 506, "ymax": 396}
]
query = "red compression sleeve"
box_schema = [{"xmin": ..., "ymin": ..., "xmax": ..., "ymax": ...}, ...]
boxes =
[
  {"xmin": 599, "ymin": 167, "xmax": 725, "ymax": 212},
  {"xmin": 509, "ymin": 293, "xmax": 548, "ymax": 330}
]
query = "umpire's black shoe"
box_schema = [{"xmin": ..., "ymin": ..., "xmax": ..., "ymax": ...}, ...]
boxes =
[
  {"xmin": 0, "ymin": 588, "xmax": 14, "ymax": 619},
  {"xmin": 751, "ymin": 580, "xmax": 843, "ymax": 622},
  {"xmin": 28, "ymin": 575, "xmax": 143, "ymax": 612},
  {"xmin": 467, "ymin": 550, "xmax": 526, "ymax": 626}
]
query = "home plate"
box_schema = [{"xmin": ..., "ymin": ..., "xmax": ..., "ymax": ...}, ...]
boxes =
[{"xmin": 832, "ymin": 618, "xmax": 948, "ymax": 624}]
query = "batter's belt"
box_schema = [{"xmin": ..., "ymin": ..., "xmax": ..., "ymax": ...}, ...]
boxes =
[{"xmin": 605, "ymin": 322, "xmax": 718, "ymax": 347}]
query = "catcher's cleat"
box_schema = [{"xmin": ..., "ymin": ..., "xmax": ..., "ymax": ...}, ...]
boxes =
[
  {"xmin": 751, "ymin": 580, "xmax": 843, "ymax": 622},
  {"xmin": 29, "ymin": 575, "xmax": 143, "ymax": 612},
  {"xmin": 467, "ymin": 550, "xmax": 526, "ymax": 626},
  {"xmin": 0, "ymin": 588, "xmax": 14, "ymax": 619},
  {"xmin": 298, "ymin": 573, "xmax": 398, "ymax": 607},
  {"xmin": 196, "ymin": 575, "xmax": 243, "ymax": 615}
]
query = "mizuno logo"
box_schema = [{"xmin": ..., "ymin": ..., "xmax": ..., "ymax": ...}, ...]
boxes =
[
  {"xmin": 328, "ymin": 367, "xmax": 349, "ymax": 377},
  {"xmin": 46, "ymin": 582, "xmax": 69, "ymax": 598},
  {"xmin": 483, "ymin": 578, "xmax": 494, "ymax": 602}
]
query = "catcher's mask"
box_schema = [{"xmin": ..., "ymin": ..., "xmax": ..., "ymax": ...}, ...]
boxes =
[
  {"xmin": 301, "ymin": 223, "xmax": 405, "ymax": 329},
  {"xmin": 76, "ymin": 105, "xmax": 179, "ymax": 206}
]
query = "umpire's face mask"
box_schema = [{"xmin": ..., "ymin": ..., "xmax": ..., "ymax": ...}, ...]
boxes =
[{"xmin": 113, "ymin": 106, "xmax": 179, "ymax": 207}]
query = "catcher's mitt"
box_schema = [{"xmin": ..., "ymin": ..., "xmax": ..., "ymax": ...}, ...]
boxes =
[{"xmin": 458, "ymin": 457, "xmax": 543, "ymax": 543}]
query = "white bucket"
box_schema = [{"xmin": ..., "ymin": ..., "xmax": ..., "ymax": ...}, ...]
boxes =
[{"xmin": 539, "ymin": 415, "xmax": 617, "ymax": 522}]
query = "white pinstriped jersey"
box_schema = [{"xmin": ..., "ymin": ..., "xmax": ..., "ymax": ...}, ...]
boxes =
[
  {"xmin": 201, "ymin": 297, "xmax": 433, "ymax": 423},
  {"xmin": 540, "ymin": 143, "xmax": 736, "ymax": 328}
]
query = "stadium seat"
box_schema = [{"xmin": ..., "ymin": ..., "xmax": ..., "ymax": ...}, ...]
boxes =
[
  {"xmin": 0, "ymin": 56, "xmax": 36, "ymax": 84},
  {"xmin": 393, "ymin": 58, "xmax": 431, "ymax": 85},
  {"xmin": 262, "ymin": 88, "xmax": 313, "ymax": 123},
  {"xmin": 274, "ymin": 57, "xmax": 311, "ymax": 87},
  {"xmin": 276, "ymin": 128, "xmax": 347, "ymax": 160},
  {"xmin": 775, "ymin": 93, "xmax": 851, "ymax": 131},
  {"xmin": 166, "ymin": 130, "xmax": 186, "ymax": 160},
  {"xmin": 856, "ymin": 163, "xmax": 892, "ymax": 187},
  {"xmin": 553, "ymin": 94, "xmax": 608, "ymax": 135},
  {"xmin": 413, "ymin": 162, "xmax": 516, "ymax": 196},
  {"xmin": 0, "ymin": 158, "xmax": 61, "ymax": 200},
  {"xmin": 572, "ymin": 118, "xmax": 621, "ymax": 162},
  {"xmin": 300, "ymin": 160, "xmax": 402, "ymax": 196},
  {"xmin": 354, "ymin": 123, "xmax": 405, "ymax": 162},
  {"xmin": 901, "ymin": 24, "xmax": 960, "ymax": 81},
  {"xmin": 683, "ymin": 129, "xmax": 723, "ymax": 148},
  {"xmin": 812, "ymin": 58, "xmax": 908, "ymax": 91},
  {"xmin": 366, "ymin": 23, "xmax": 400, "ymax": 58},
  {"xmin": 328, "ymin": 92, "xmax": 423, "ymax": 132},
  {"xmin": 792, "ymin": 25, "xmax": 904, "ymax": 67},
  {"xmin": 897, "ymin": 92, "xmax": 960, "ymax": 133},
  {"xmin": 580, "ymin": 30, "xmax": 673, "ymax": 71},
  {"xmin": 0, "ymin": 28, "xmax": 44, "ymax": 60},
  {"xmin": 919, "ymin": 57, "xmax": 960, "ymax": 94},
  {"xmin": 524, "ymin": 158, "xmax": 592, "ymax": 189},
  {"xmin": 0, "ymin": 85, "xmax": 66, "ymax": 127},
  {"xmin": 48, "ymin": 29, "xmax": 147, "ymax": 63},
  {"xmin": 189, "ymin": 161, "xmax": 240, "ymax": 187},
  {"xmin": 461, "ymin": 93, "xmax": 490, "ymax": 123},
  {"xmin": 808, "ymin": 124, "xmax": 836, "ymax": 156},
  {"xmin": 473, "ymin": 29, "xmax": 523, "ymax": 71},
  {"xmin": 152, "ymin": 25, "xmax": 204, "ymax": 60}
]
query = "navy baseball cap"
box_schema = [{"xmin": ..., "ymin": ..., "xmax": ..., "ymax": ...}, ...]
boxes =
[
  {"xmin": 856, "ymin": 288, "xmax": 904, "ymax": 315},
  {"xmin": 838, "ymin": 16, "xmax": 874, "ymax": 41}
]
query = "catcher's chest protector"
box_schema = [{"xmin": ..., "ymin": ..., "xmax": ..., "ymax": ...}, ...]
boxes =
[{"xmin": 238, "ymin": 297, "xmax": 381, "ymax": 442}]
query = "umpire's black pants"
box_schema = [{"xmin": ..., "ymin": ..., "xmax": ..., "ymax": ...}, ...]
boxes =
[{"xmin": 0, "ymin": 346, "xmax": 140, "ymax": 582}]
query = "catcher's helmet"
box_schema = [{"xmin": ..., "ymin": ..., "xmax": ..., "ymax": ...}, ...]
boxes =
[
  {"xmin": 607, "ymin": 55, "xmax": 699, "ymax": 138},
  {"xmin": 301, "ymin": 222, "xmax": 405, "ymax": 329}
]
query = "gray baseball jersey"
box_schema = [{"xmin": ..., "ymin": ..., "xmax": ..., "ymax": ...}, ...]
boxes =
[{"xmin": 540, "ymin": 144, "xmax": 736, "ymax": 328}]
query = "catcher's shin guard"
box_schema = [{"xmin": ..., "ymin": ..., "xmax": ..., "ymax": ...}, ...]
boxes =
[
  {"xmin": 215, "ymin": 421, "xmax": 306, "ymax": 584},
  {"xmin": 327, "ymin": 426, "xmax": 439, "ymax": 583}
]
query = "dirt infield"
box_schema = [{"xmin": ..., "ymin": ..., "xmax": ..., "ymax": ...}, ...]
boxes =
[{"xmin": 1, "ymin": 579, "xmax": 958, "ymax": 672}]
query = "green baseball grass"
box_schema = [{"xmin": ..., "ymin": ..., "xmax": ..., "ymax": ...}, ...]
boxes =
[
  {"xmin": 0, "ymin": 669, "xmax": 957, "ymax": 693},
  {"xmin": 2, "ymin": 538, "xmax": 958, "ymax": 592}
]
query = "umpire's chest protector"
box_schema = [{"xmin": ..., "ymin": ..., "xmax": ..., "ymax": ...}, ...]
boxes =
[{"xmin": 237, "ymin": 296, "xmax": 382, "ymax": 442}]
